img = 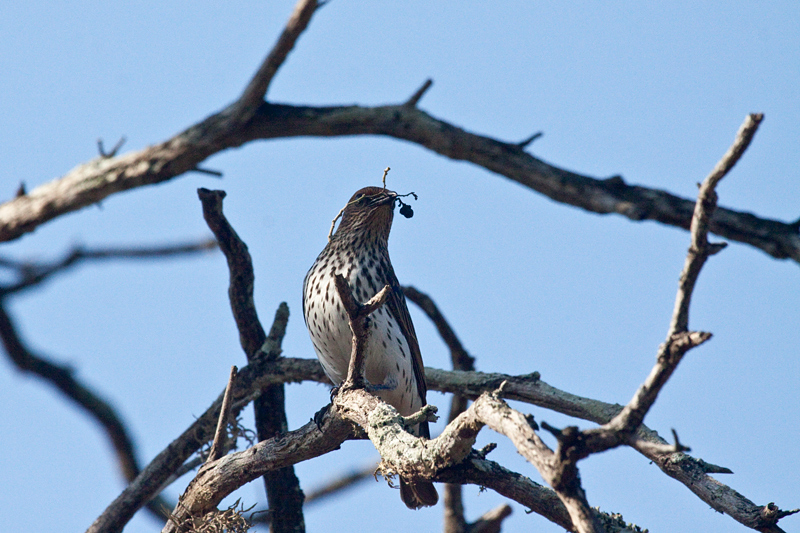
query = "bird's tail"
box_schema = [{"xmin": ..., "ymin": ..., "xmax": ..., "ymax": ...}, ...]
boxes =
[
  {"xmin": 399, "ymin": 420, "xmax": 439, "ymax": 509},
  {"xmin": 400, "ymin": 478, "xmax": 439, "ymax": 509}
]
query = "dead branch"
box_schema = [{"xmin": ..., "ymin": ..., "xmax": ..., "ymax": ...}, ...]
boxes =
[
  {"xmin": 329, "ymin": 271, "xmax": 602, "ymax": 532},
  {"xmin": 198, "ymin": 188, "xmax": 267, "ymax": 358},
  {"xmin": 669, "ymin": 113, "xmax": 763, "ymax": 336},
  {"xmin": 303, "ymin": 462, "xmax": 378, "ymax": 505},
  {"xmin": 333, "ymin": 272, "xmax": 391, "ymax": 389},
  {"xmin": 434, "ymin": 457, "xmax": 573, "ymax": 531},
  {"xmin": 206, "ymin": 366, "xmax": 238, "ymax": 464},
  {"xmin": 85, "ymin": 308, "xmax": 313, "ymax": 533},
  {"xmin": 197, "ymin": 187, "xmax": 303, "ymax": 532},
  {"xmin": 0, "ymin": 301, "xmax": 174, "ymax": 523},
  {"xmin": 85, "ymin": 350, "xmax": 791, "ymax": 533},
  {"xmin": 467, "ymin": 504, "xmax": 513, "ymax": 533},
  {"xmin": 403, "ymin": 285, "xmax": 475, "ymax": 532},
  {"xmin": 0, "ymin": 238, "xmax": 217, "ymax": 296},
  {"xmin": 0, "ymin": 25, "xmax": 794, "ymax": 270},
  {"xmin": 161, "ymin": 406, "xmax": 355, "ymax": 533},
  {"xmin": 234, "ymin": 0, "xmax": 319, "ymax": 119},
  {"xmin": 607, "ymin": 114, "xmax": 764, "ymax": 440}
]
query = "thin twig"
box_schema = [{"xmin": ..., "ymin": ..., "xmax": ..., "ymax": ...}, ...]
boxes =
[
  {"xmin": 381, "ymin": 166, "xmax": 390, "ymax": 188},
  {"xmin": 250, "ymin": 462, "xmax": 379, "ymax": 526},
  {"xmin": 328, "ymin": 205, "xmax": 345, "ymax": 242},
  {"xmin": 207, "ymin": 366, "xmax": 238, "ymax": 464},
  {"xmin": 97, "ymin": 137, "xmax": 126, "ymax": 158},
  {"xmin": 404, "ymin": 79, "xmax": 433, "ymax": 107},
  {"xmin": 304, "ymin": 463, "xmax": 377, "ymax": 504},
  {"xmin": 517, "ymin": 131, "xmax": 543, "ymax": 149},
  {"xmin": 608, "ymin": 115, "xmax": 764, "ymax": 440},
  {"xmin": 334, "ymin": 273, "xmax": 391, "ymax": 388},
  {"xmin": 0, "ymin": 238, "xmax": 217, "ymax": 296},
  {"xmin": 189, "ymin": 166, "xmax": 224, "ymax": 177},
  {"xmin": 669, "ymin": 113, "xmax": 764, "ymax": 336}
]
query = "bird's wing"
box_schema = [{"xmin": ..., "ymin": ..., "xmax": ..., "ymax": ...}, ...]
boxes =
[{"xmin": 385, "ymin": 280, "xmax": 427, "ymax": 403}]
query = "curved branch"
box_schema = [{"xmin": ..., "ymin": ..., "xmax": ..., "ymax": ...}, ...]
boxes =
[
  {"xmin": 2, "ymin": 91, "xmax": 795, "ymax": 268},
  {"xmin": 0, "ymin": 302, "xmax": 173, "ymax": 522},
  {"xmin": 162, "ymin": 408, "xmax": 354, "ymax": 533},
  {"xmin": 87, "ymin": 354, "xmax": 792, "ymax": 533}
]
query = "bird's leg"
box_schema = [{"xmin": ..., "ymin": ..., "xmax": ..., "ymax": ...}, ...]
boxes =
[{"xmin": 312, "ymin": 403, "xmax": 330, "ymax": 432}]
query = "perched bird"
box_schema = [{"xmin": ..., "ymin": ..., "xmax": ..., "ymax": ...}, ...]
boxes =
[{"xmin": 303, "ymin": 186, "xmax": 438, "ymax": 509}]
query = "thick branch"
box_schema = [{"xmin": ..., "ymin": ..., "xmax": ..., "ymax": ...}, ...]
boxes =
[
  {"xmin": 198, "ymin": 188, "xmax": 267, "ymax": 357},
  {"xmin": 88, "ymin": 354, "xmax": 789, "ymax": 533},
  {"xmin": 162, "ymin": 407, "xmax": 354, "ymax": 533},
  {"xmin": 198, "ymin": 187, "xmax": 303, "ymax": 533},
  {"xmin": 2, "ymin": 97, "xmax": 795, "ymax": 270},
  {"xmin": 470, "ymin": 394, "xmax": 602, "ymax": 533},
  {"xmin": 85, "ymin": 311, "xmax": 314, "ymax": 533}
]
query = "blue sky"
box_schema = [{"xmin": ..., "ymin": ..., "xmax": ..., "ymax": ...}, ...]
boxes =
[{"xmin": 1, "ymin": 2, "xmax": 798, "ymax": 532}]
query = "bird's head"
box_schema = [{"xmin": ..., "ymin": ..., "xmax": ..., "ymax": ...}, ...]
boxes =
[{"xmin": 336, "ymin": 186, "xmax": 398, "ymax": 241}]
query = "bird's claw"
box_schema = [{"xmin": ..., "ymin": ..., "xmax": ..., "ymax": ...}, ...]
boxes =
[{"xmin": 313, "ymin": 403, "xmax": 331, "ymax": 431}]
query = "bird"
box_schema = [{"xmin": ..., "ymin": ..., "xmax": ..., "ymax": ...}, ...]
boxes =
[{"xmin": 303, "ymin": 186, "xmax": 438, "ymax": 509}]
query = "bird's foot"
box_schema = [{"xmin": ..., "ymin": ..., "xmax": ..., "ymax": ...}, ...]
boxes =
[
  {"xmin": 329, "ymin": 385, "xmax": 340, "ymax": 403},
  {"xmin": 312, "ymin": 403, "xmax": 331, "ymax": 431}
]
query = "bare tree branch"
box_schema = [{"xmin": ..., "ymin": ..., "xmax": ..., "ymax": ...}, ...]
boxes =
[
  {"xmin": 0, "ymin": 301, "xmax": 173, "ymax": 522},
  {"xmin": 333, "ymin": 273, "xmax": 392, "ymax": 389},
  {"xmin": 302, "ymin": 462, "xmax": 378, "ymax": 505},
  {"xmin": 86, "ymin": 309, "xmax": 315, "ymax": 533},
  {"xmin": 334, "ymin": 274, "xmax": 594, "ymax": 531},
  {"xmin": 608, "ymin": 114, "xmax": 765, "ymax": 441},
  {"xmin": 0, "ymin": 238, "xmax": 217, "ymax": 296},
  {"xmin": 198, "ymin": 187, "xmax": 304, "ymax": 533},
  {"xmin": 404, "ymin": 78, "xmax": 433, "ymax": 108},
  {"xmin": 162, "ymin": 406, "xmax": 355, "ymax": 533},
  {"xmin": 467, "ymin": 504, "xmax": 513, "ymax": 533},
  {"xmin": 669, "ymin": 113, "xmax": 763, "ymax": 336},
  {"xmin": 234, "ymin": 0, "xmax": 319, "ymax": 118},
  {"xmin": 2, "ymin": 67, "xmax": 795, "ymax": 270},
  {"xmin": 403, "ymin": 285, "xmax": 475, "ymax": 533},
  {"xmin": 403, "ymin": 286, "xmax": 475, "ymax": 373},
  {"xmin": 207, "ymin": 366, "xmax": 238, "ymax": 464},
  {"xmin": 86, "ymin": 352, "xmax": 792, "ymax": 533}
]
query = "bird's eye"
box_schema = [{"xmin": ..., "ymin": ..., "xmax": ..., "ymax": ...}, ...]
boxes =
[{"xmin": 355, "ymin": 193, "xmax": 366, "ymax": 201}]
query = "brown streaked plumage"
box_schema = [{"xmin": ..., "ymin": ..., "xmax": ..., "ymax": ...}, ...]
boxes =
[{"xmin": 303, "ymin": 186, "xmax": 438, "ymax": 509}]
